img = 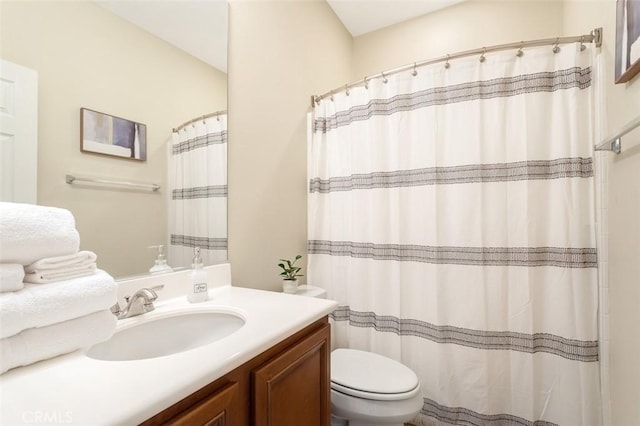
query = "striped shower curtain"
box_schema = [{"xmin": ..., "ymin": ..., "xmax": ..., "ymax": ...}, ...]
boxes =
[
  {"xmin": 308, "ymin": 44, "xmax": 600, "ymax": 425},
  {"xmin": 168, "ymin": 113, "xmax": 227, "ymax": 267}
]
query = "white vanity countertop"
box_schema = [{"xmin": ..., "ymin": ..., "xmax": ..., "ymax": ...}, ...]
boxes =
[{"xmin": 0, "ymin": 284, "xmax": 337, "ymax": 425}]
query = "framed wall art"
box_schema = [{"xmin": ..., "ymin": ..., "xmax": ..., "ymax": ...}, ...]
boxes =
[
  {"xmin": 615, "ymin": 0, "xmax": 640, "ymax": 83},
  {"xmin": 80, "ymin": 108, "xmax": 147, "ymax": 161}
]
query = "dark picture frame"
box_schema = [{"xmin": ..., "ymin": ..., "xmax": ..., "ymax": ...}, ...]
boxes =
[
  {"xmin": 615, "ymin": 0, "xmax": 640, "ymax": 83},
  {"xmin": 80, "ymin": 108, "xmax": 147, "ymax": 161}
]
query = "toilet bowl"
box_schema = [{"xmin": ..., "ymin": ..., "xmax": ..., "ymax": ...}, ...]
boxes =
[
  {"xmin": 330, "ymin": 348, "xmax": 423, "ymax": 426},
  {"xmin": 293, "ymin": 287, "xmax": 422, "ymax": 425}
]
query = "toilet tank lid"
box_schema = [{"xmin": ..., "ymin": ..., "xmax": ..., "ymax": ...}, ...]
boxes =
[{"xmin": 331, "ymin": 348, "xmax": 419, "ymax": 394}]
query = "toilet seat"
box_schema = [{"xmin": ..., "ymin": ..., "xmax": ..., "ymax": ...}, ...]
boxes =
[
  {"xmin": 331, "ymin": 381, "xmax": 421, "ymax": 401},
  {"xmin": 331, "ymin": 349, "xmax": 420, "ymax": 401}
]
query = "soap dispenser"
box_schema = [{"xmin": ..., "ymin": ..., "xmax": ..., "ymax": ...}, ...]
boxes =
[
  {"xmin": 148, "ymin": 245, "xmax": 173, "ymax": 274},
  {"xmin": 187, "ymin": 247, "xmax": 209, "ymax": 303}
]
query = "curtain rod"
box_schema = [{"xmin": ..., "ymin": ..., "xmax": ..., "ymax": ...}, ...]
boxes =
[
  {"xmin": 172, "ymin": 109, "xmax": 227, "ymax": 133},
  {"xmin": 312, "ymin": 28, "xmax": 603, "ymax": 107}
]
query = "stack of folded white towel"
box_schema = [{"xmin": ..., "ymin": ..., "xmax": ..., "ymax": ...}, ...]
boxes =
[{"xmin": 0, "ymin": 202, "xmax": 118, "ymax": 374}]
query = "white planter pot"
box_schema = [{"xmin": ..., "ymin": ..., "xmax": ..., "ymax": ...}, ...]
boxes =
[{"xmin": 282, "ymin": 279, "xmax": 299, "ymax": 294}]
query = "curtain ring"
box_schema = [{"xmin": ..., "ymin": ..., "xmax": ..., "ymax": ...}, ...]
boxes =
[
  {"xmin": 216, "ymin": 115, "xmax": 220, "ymax": 121},
  {"xmin": 479, "ymin": 48, "xmax": 486, "ymax": 63},
  {"xmin": 553, "ymin": 38, "xmax": 561, "ymax": 54},
  {"xmin": 444, "ymin": 54, "xmax": 451, "ymax": 69},
  {"xmin": 412, "ymin": 63, "xmax": 418, "ymax": 77},
  {"xmin": 345, "ymin": 84, "xmax": 350, "ymax": 96},
  {"xmin": 580, "ymin": 35, "xmax": 586, "ymax": 51},
  {"xmin": 202, "ymin": 115, "xmax": 206, "ymax": 125},
  {"xmin": 381, "ymin": 71, "xmax": 388, "ymax": 84},
  {"xmin": 330, "ymin": 91, "xmax": 335, "ymax": 102},
  {"xmin": 364, "ymin": 76, "xmax": 369, "ymax": 90},
  {"xmin": 516, "ymin": 42, "xmax": 524, "ymax": 57}
]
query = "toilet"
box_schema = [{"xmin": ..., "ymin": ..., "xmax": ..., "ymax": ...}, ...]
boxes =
[
  {"xmin": 292, "ymin": 286, "xmax": 423, "ymax": 425},
  {"xmin": 330, "ymin": 348, "xmax": 423, "ymax": 426}
]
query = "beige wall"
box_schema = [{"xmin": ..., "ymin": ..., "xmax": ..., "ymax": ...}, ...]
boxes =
[
  {"xmin": 227, "ymin": 0, "xmax": 352, "ymax": 290},
  {"xmin": 564, "ymin": 1, "xmax": 640, "ymax": 424},
  {"xmin": 352, "ymin": 0, "xmax": 564, "ymax": 79},
  {"xmin": 0, "ymin": 1, "xmax": 227, "ymax": 278}
]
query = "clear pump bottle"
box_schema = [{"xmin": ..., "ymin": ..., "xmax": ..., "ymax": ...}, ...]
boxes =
[
  {"xmin": 148, "ymin": 245, "xmax": 172, "ymax": 274},
  {"xmin": 187, "ymin": 247, "xmax": 209, "ymax": 303}
]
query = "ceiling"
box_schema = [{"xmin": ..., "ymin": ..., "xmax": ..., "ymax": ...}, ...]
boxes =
[
  {"xmin": 327, "ymin": 0, "xmax": 466, "ymax": 37},
  {"xmin": 96, "ymin": 0, "xmax": 465, "ymax": 74},
  {"xmin": 96, "ymin": 0, "xmax": 228, "ymax": 73}
]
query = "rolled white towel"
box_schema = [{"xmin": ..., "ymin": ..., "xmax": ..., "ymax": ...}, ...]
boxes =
[
  {"xmin": 0, "ymin": 264, "xmax": 25, "ymax": 293},
  {"xmin": 0, "ymin": 202, "xmax": 80, "ymax": 265},
  {"xmin": 24, "ymin": 251, "xmax": 98, "ymax": 284},
  {"xmin": 0, "ymin": 269, "xmax": 117, "ymax": 339},
  {"xmin": 0, "ymin": 309, "xmax": 116, "ymax": 375}
]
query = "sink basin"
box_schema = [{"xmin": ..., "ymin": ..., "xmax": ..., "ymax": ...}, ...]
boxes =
[{"xmin": 86, "ymin": 310, "xmax": 245, "ymax": 361}]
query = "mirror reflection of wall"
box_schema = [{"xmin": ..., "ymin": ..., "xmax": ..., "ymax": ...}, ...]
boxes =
[{"xmin": 0, "ymin": 1, "xmax": 228, "ymax": 278}]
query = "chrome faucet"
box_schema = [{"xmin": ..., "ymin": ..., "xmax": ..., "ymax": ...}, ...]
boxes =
[{"xmin": 111, "ymin": 285, "xmax": 164, "ymax": 320}]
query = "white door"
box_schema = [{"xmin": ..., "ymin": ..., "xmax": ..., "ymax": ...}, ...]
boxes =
[{"xmin": 0, "ymin": 59, "xmax": 38, "ymax": 204}]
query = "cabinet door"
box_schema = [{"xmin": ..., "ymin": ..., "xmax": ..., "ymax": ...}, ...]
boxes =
[
  {"xmin": 168, "ymin": 381, "xmax": 239, "ymax": 426},
  {"xmin": 253, "ymin": 323, "xmax": 330, "ymax": 426}
]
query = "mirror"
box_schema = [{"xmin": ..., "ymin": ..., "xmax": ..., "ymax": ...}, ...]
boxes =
[{"xmin": 0, "ymin": 1, "xmax": 228, "ymax": 278}]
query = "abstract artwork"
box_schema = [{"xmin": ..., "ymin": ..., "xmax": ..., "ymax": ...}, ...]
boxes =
[
  {"xmin": 615, "ymin": 0, "xmax": 640, "ymax": 83},
  {"xmin": 81, "ymin": 108, "xmax": 147, "ymax": 161}
]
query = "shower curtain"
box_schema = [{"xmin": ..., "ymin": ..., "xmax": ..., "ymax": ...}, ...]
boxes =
[
  {"xmin": 308, "ymin": 44, "xmax": 600, "ymax": 425},
  {"xmin": 168, "ymin": 113, "xmax": 227, "ymax": 267}
]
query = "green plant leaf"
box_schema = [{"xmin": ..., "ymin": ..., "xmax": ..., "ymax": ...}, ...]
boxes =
[{"xmin": 277, "ymin": 255, "xmax": 305, "ymax": 279}]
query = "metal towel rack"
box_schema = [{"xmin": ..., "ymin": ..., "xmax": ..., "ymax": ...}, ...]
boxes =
[
  {"xmin": 595, "ymin": 115, "xmax": 640, "ymax": 154},
  {"xmin": 65, "ymin": 174, "xmax": 160, "ymax": 192}
]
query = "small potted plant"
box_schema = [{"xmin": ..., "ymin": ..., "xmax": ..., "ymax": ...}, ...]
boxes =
[{"xmin": 278, "ymin": 254, "xmax": 304, "ymax": 294}]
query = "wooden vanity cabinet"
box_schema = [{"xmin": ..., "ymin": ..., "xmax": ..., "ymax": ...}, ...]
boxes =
[
  {"xmin": 141, "ymin": 317, "xmax": 330, "ymax": 426},
  {"xmin": 168, "ymin": 382, "xmax": 239, "ymax": 426},
  {"xmin": 253, "ymin": 323, "xmax": 330, "ymax": 426}
]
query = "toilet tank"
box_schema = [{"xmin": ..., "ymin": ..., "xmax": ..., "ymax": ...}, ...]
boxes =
[{"xmin": 293, "ymin": 285, "xmax": 327, "ymax": 298}]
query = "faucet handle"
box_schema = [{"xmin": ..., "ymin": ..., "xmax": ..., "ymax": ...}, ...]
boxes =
[
  {"xmin": 110, "ymin": 302, "xmax": 121, "ymax": 316},
  {"xmin": 147, "ymin": 285, "xmax": 164, "ymax": 301}
]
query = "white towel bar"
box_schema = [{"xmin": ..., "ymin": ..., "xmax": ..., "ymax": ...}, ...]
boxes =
[
  {"xmin": 65, "ymin": 174, "xmax": 160, "ymax": 192},
  {"xmin": 595, "ymin": 115, "xmax": 640, "ymax": 154}
]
